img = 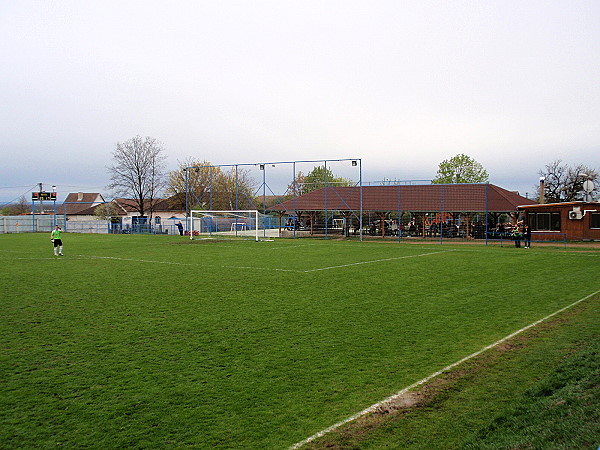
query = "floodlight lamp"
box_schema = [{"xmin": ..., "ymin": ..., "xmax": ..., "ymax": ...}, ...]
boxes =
[
  {"xmin": 52, "ymin": 185, "xmax": 56, "ymax": 192},
  {"xmin": 259, "ymin": 164, "xmax": 265, "ymax": 170},
  {"xmin": 539, "ymin": 176, "xmax": 545, "ymax": 182},
  {"xmin": 351, "ymin": 160, "xmax": 357, "ymax": 166}
]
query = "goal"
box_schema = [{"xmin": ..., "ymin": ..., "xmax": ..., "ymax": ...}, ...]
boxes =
[{"xmin": 189, "ymin": 210, "xmax": 274, "ymax": 241}]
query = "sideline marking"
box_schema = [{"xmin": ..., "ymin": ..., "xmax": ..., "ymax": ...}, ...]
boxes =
[
  {"xmin": 290, "ymin": 288, "xmax": 600, "ymax": 449},
  {"xmin": 302, "ymin": 250, "xmax": 451, "ymax": 272}
]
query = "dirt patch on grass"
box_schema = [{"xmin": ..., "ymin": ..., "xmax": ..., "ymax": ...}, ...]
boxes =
[{"xmin": 305, "ymin": 299, "xmax": 597, "ymax": 449}]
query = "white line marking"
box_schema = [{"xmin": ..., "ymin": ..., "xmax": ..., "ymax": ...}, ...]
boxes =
[
  {"xmin": 70, "ymin": 254, "xmax": 302, "ymax": 272},
  {"xmin": 290, "ymin": 288, "xmax": 600, "ymax": 449},
  {"xmin": 63, "ymin": 251, "xmax": 449, "ymax": 274},
  {"xmin": 76, "ymin": 255, "xmax": 195, "ymax": 266},
  {"xmin": 220, "ymin": 265, "xmax": 300, "ymax": 273},
  {"xmin": 302, "ymin": 250, "xmax": 451, "ymax": 272},
  {"xmin": 266, "ymin": 244, "xmax": 313, "ymax": 251}
]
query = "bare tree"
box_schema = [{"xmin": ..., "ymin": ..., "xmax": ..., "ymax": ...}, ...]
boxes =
[
  {"xmin": 0, "ymin": 195, "xmax": 30, "ymax": 216},
  {"xmin": 537, "ymin": 160, "xmax": 598, "ymax": 202},
  {"xmin": 107, "ymin": 136, "xmax": 167, "ymax": 218}
]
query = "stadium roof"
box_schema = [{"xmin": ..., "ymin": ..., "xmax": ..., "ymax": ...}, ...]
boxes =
[{"xmin": 270, "ymin": 184, "xmax": 537, "ymax": 213}]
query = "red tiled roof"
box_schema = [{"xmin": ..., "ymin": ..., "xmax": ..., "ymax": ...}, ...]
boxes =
[
  {"xmin": 270, "ymin": 184, "xmax": 536, "ymax": 213},
  {"xmin": 59, "ymin": 193, "xmax": 105, "ymax": 215},
  {"xmin": 113, "ymin": 197, "xmax": 182, "ymax": 213}
]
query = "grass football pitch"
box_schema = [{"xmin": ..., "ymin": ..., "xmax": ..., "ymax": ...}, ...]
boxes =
[{"xmin": 1, "ymin": 233, "xmax": 598, "ymax": 448}]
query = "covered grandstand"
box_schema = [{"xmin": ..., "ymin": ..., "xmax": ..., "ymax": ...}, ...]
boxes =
[{"xmin": 270, "ymin": 183, "xmax": 536, "ymax": 239}]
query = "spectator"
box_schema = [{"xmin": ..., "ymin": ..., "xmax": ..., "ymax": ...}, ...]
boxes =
[
  {"xmin": 523, "ymin": 224, "xmax": 532, "ymax": 248},
  {"xmin": 513, "ymin": 222, "xmax": 523, "ymax": 248}
]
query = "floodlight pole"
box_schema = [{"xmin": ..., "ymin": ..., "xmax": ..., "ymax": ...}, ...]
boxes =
[
  {"xmin": 293, "ymin": 161, "xmax": 297, "ymax": 239},
  {"xmin": 235, "ymin": 165, "xmax": 239, "ymax": 212},
  {"xmin": 262, "ymin": 164, "xmax": 266, "ymax": 215},
  {"xmin": 324, "ymin": 160, "xmax": 328, "ymax": 239},
  {"xmin": 209, "ymin": 166, "xmax": 213, "ymax": 210},
  {"xmin": 185, "ymin": 168, "xmax": 189, "ymax": 233},
  {"xmin": 52, "ymin": 185, "xmax": 57, "ymax": 227},
  {"xmin": 439, "ymin": 184, "xmax": 445, "ymax": 245},
  {"xmin": 359, "ymin": 159, "xmax": 363, "ymax": 241},
  {"xmin": 485, "ymin": 183, "xmax": 489, "ymax": 246}
]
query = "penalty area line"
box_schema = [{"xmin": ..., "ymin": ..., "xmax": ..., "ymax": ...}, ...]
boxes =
[
  {"xmin": 290, "ymin": 287, "xmax": 600, "ymax": 449},
  {"xmin": 74, "ymin": 254, "xmax": 302, "ymax": 273},
  {"xmin": 75, "ymin": 255, "xmax": 195, "ymax": 266},
  {"xmin": 302, "ymin": 250, "xmax": 453, "ymax": 273}
]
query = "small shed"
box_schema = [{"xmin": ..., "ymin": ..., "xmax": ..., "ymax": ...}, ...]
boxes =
[{"xmin": 517, "ymin": 201, "xmax": 600, "ymax": 241}]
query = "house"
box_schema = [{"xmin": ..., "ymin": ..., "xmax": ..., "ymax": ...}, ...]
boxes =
[
  {"xmin": 56, "ymin": 193, "xmax": 185, "ymax": 234},
  {"xmin": 517, "ymin": 201, "xmax": 600, "ymax": 241},
  {"xmin": 110, "ymin": 197, "xmax": 186, "ymax": 233},
  {"xmin": 111, "ymin": 197, "xmax": 185, "ymax": 220},
  {"xmin": 59, "ymin": 192, "xmax": 106, "ymax": 221}
]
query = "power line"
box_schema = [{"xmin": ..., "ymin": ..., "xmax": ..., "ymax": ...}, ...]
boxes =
[
  {"xmin": 0, "ymin": 184, "xmax": 38, "ymax": 190},
  {"xmin": 0, "ymin": 185, "xmax": 38, "ymax": 206}
]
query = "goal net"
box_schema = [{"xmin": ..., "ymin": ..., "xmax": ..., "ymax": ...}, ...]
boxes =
[{"xmin": 189, "ymin": 210, "xmax": 275, "ymax": 241}]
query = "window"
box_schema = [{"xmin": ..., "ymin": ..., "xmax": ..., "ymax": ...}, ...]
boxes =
[
  {"xmin": 591, "ymin": 213, "xmax": 600, "ymax": 229},
  {"xmin": 529, "ymin": 212, "xmax": 561, "ymax": 231},
  {"xmin": 551, "ymin": 212, "xmax": 561, "ymax": 230},
  {"xmin": 536, "ymin": 213, "xmax": 550, "ymax": 230}
]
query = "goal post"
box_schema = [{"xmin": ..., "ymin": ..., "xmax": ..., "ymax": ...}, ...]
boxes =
[{"xmin": 190, "ymin": 210, "xmax": 274, "ymax": 241}]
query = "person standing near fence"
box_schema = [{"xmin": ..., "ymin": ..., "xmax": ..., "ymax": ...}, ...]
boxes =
[
  {"xmin": 176, "ymin": 221, "xmax": 184, "ymax": 236},
  {"xmin": 513, "ymin": 222, "xmax": 523, "ymax": 248},
  {"xmin": 523, "ymin": 224, "xmax": 532, "ymax": 248},
  {"xmin": 50, "ymin": 225, "xmax": 64, "ymax": 256}
]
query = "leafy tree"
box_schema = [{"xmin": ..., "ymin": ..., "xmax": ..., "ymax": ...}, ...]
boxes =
[
  {"xmin": 432, "ymin": 154, "xmax": 489, "ymax": 184},
  {"xmin": 291, "ymin": 166, "xmax": 352, "ymax": 195},
  {"xmin": 537, "ymin": 160, "xmax": 598, "ymax": 202},
  {"xmin": 107, "ymin": 136, "xmax": 167, "ymax": 218}
]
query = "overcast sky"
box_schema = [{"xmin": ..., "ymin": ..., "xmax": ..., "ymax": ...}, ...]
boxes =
[{"xmin": 1, "ymin": 0, "xmax": 599, "ymax": 203}]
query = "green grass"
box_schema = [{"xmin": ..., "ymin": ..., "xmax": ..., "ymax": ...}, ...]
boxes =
[
  {"xmin": 1, "ymin": 233, "xmax": 598, "ymax": 448},
  {"xmin": 307, "ymin": 293, "xmax": 599, "ymax": 449}
]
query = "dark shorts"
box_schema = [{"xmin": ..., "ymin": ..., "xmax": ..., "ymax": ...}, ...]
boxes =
[{"xmin": 53, "ymin": 239, "xmax": 63, "ymax": 247}]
